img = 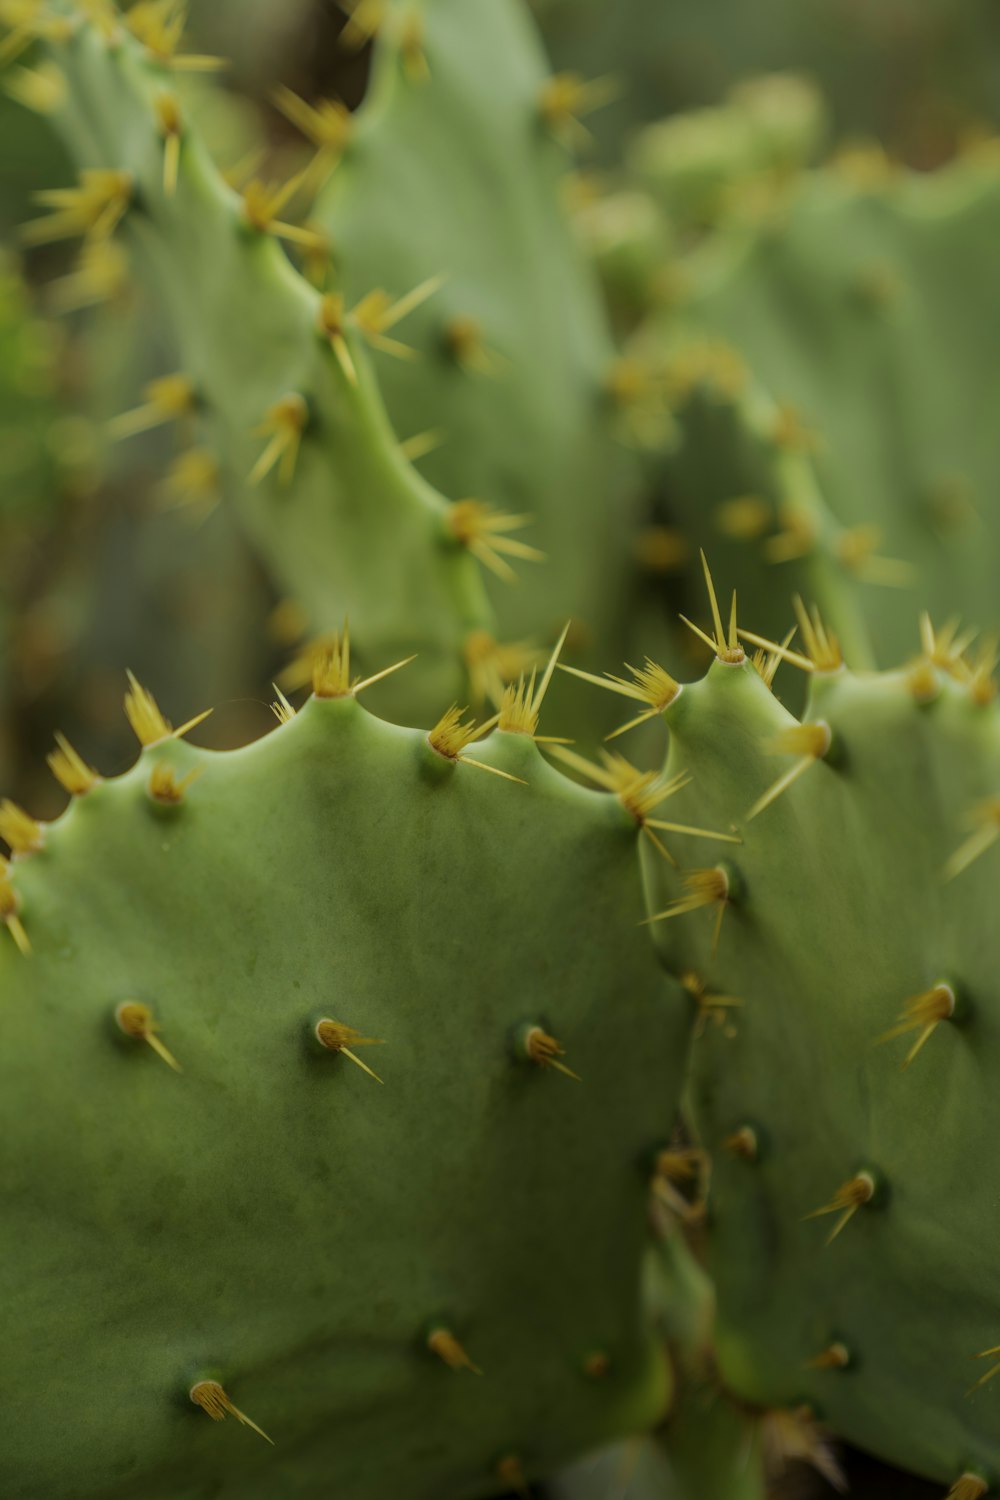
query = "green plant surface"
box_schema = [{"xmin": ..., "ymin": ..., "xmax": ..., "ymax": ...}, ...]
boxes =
[
  {"xmin": 626, "ymin": 607, "xmax": 1000, "ymax": 1492},
  {"xmin": 672, "ymin": 150, "xmax": 1000, "ymax": 666},
  {"xmin": 317, "ymin": 0, "xmax": 644, "ymax": 676},
  {"xmin": 33, "ymin": 1, "xmax": 495, "ymax": 716},
  {"xmin": 0, "ymin": 668, "xmax": 687, "ymax": 1499}
]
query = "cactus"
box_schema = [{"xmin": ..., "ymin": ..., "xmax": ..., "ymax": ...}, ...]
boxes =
[
  {"xmin": 26, "ymin": 0, "xmax": 492, "ymax": 714},
  {"xmin": 666, "ymin": 146, "xmax": 1000, "ymax": 666},
  {"xmin": 602, "ymin": 575, "xmax": 1000, "ymax": 1494},
  {"xmin": 27, "ymin": 0, "xmax": 653, "ymax": 723},
  {"xmin": 8, "ymin": 5, "xmax": 1000, "ymax": 1500},
  {"xmin": 0, "ymin": 650, "xmax": 689, "ymax": 1499},
  {"xmin": 316, "ymin": 0, "xmax": 643, "ymax": 679}
]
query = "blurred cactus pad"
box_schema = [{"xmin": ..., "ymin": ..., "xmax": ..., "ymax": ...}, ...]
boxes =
[{"xmin": 4, "ymin": 2, "xmax": 1000, "ymax": 1499}]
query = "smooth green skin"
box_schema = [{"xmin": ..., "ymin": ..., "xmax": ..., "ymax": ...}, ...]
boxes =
[
  {"xmin": 43, "ymin": 9, "xmax": 494, "ymax": 716},
  {"xmin": 682, "ymin": 156, "xmax": 1000, "ymax": 664},
  {"xmin": 639, "ymin": 656, "xmax": 1000, "ymax": 1486},
  {"xmin": 0, "ymin": 694, "xmax": 685, "ymax": 1499},
  {"xmin": 318, "ymin": 0, "xmax": 644, "ymax": 681}
]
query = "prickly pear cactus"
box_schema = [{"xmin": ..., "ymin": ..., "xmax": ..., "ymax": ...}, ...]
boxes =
[
  {"xmin": 318, "ymin": 0, "xmax": 643, "ymax": 667},
  {"xmin": 623, "ymin": 583, "xmax": 1000, "ymax": 1494},
  {"xmin": 638, "ymin": 342, "xmax": 877, "ymax": 673},
  {"xmin": 669, "ymin": 147, "xmax": 1000, "ymax": 665},
  {"xmin": 30, "ymin": 0, "xmax": 653, "ymax": 722},
  {"xmin": 0, "ymin": 657, "xmax": 686, "ymax": 1499},
  {"xmin": 31, "ymin": 0, "xmax": 494, "ymax": 712}
]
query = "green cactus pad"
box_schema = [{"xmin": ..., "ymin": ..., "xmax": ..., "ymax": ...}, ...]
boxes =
[
  {"xmin": 37, "ymin": 3, "xmax": 495, "ymax": 713},
  {"xmin": 0, "ymin": 679, "xmax": 685, "ymax": 1499},
  {"xmin": 315, "ymin": 0, "xmax": 645, "ymax": 672},
  {"xmin": 635, "ymin": 625, "xmax": 1000, "ymax": 1489},
  {"xmin": 677, "ymin": 150, "xmax": 1000, "ymax": 664}
]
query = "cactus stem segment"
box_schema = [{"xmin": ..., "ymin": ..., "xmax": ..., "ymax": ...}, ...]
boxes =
[
  {"xmin": 804, "ymin": 1171, "xmax": 877, "ymax": 1245},
  {"xmin": 47, "ymin": 734, "xmax": 101, "ymax": 797},
  {"xmin": 746, "ymin": 722, "xmax": 833, "ymax": 822},
  {"xmin": 314, "ymin": 1019, "xmax": 386, "ymax": 1084},
  {"xmin": 124, "ymin": 672, "xmax": 212, "ymax": 748},
  {"xmin": 426, "ymin": 1327, "xmax": 482, "ymax": 1375},
  {"xmin": 109, "ymin": 373, "xmax": 197, "ymax": 442},
  {"xmin": 114, "ymin": 1001, "xmax": 182, "ymax": 1073},
  {"xmin": 680, "ymin": 552, "xmax": 744, "ymax": 664},
  {"xmin": 446, "ymin": 501, "xmax": 544, "ymax": 584},
  {"xmin": 559, "ymin": 657, "xmax": 680, "ymax": 739},
  {"xmin": 188, "ymin": 1379, "xmax": 273, "ymax": 1443},
  {"xmin": 519, "ymin": 1024, "xmax": 580, "ymax": 1082},
  {"xmin": 0, "ymin": 800, "xmax": 44, "ymax": 856},
  {"xmin": 945, "ymin": 798, "xmax": 1000, "ymax": 880},
  {"xmin": 805, "ymin": 1342, "xmax": 851, "ymax": 1371},
  {"xmin": 249, "ymin": 394, "xmax": 309, "ymax": 487},
  {"xmin": 876, "ymin": 983, "xmax": 958, "ymax": 1067}
]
